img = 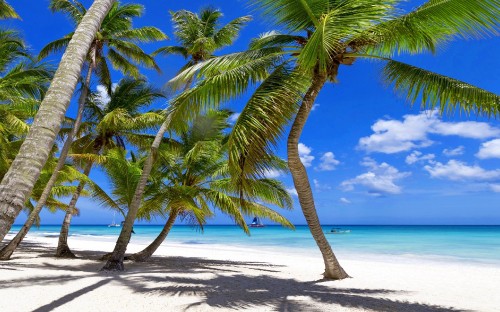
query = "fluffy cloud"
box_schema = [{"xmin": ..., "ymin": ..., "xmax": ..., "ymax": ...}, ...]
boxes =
[
  {"xmin": 443, "ymin": 146, "xmax": 465, "ymax": 157},
  {"xmin": 424, "ymin": 160, "xmax": 500, "ymax": 181},
  {"xmin": 476, "ymin": 139, "xmax": 500, "ymax": 159},
  {"xmin": 286, "ymin": 187, "xmax": 298, "ymax": 196},
  {"xmin": 263, "ymin": 168, "xmax": 284, "ymax": 179},
  {"xmin": 341, "ymin": 157, "xmax": 411, "ymax": 195},
  {"xmin": 405, "ymin": 151, "xmax": 435, "ymax": 165},
  {"xmin": 339, "ymin": 197, "xmax": 351, "ymax": 204},
  {"xmin": 317, "ymin": 152, "xmax": 340, "ymax": 171},
  {"xmin": 95, "ymin": 83, "xmax": 118, "ymax": 107},
  {"xmin": 358, "ymin": 110, "xmax": 500, "ymax": 154},
  {"xmin": 311, "ymin": 103, "xmax": 320, "ymax": 111},
  {"xmin": 298, "ymin": 143, "xmax": 314, "ymax": 167},
  {"xmin": 228, "ymin": 112, "xmax": 240, "ymax": 124}
]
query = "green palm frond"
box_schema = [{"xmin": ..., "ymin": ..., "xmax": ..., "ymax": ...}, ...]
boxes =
[
  {"xmin": 213, "ymin": 15, "xmax": 252, "ymax": 48},
  {"xmin": 38, "ymin": 34, "xmax": 73, "ymax": 60},
  {"xmin": 152, "ymin": 46, "xmax": 189, "ymax": 58},
  {"xmin": 114, "ymin": 26, "xmax": 168, "ymax": 43},
  {"xmin": 49, "ymin": 0, "xmax": 86, "ymax": 25},
  {"xmin": 0, "ymin": 0, "xmax": 20, "ymax": 19},
  {"xmin": 383, "ymin": 59, "xmax": 500, "ymax": 117},
  {"xmin": 228, "ymin": 65, "xmax": 310, "ymax": 180},
  {"xmin": 355, "ymin": 0, "xmax": 500, "ymax": 57}
]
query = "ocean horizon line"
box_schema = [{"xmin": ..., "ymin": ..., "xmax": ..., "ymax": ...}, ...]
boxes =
[{"xmin": 12, "ymin": 224, "xmax": 500, "ymax": 227}]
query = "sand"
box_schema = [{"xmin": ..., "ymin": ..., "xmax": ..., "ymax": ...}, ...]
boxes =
[{"xmin": 0, "ymin": 234, "xmax": 498, "ymax": 312}]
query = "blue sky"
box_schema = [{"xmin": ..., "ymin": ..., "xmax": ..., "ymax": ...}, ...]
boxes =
[{"xmin": 6, "ymin": 0, "xmax": 500, "ymax": 225}]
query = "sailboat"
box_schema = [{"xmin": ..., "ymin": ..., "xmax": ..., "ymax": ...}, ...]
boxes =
[
  {"xmin": 108, "ymin": 212, "xmax": 121, "ymax": 227},
  {"xmin": 249, "ymin": 217, "xmax": 264, "ymax": 228}
]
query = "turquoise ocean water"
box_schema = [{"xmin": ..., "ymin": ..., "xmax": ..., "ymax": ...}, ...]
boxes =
[{"xmin": 9, "ymin": 225, "xmax": 500, "ymax": 265}]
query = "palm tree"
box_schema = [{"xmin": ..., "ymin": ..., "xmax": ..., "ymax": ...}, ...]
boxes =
[
  {"xmin": 29, "ymin": 0, "xmax": 166, "ymax": 256},
  {"xmin": 0, "ymin": 0, "xmax": 19, "ymax": 19},
  {"xmin": 126, "ymin": 111, "xmax": 292, "ymax": 262},
  {"xmin": 0, "ymin": 30, "xmax": 52, "ymax": 177},
  {"xmin": 0, "ymin": 0, "xmax": 116, "ymax": 242},
  {"xmin": 167, "ymin": 0, "xmax": 500, "ymax": 279},
  {"xmin": 55, "ymin": 78, "xmax": 164, "ymax": 258},
  {"xmin": 102, "ymin": 8, "xmax": 251, "ymax": 271}
]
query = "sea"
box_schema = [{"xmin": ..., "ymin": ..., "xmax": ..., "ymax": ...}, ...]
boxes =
[{"xmin": 9, "ymin": 225, "xmax": 500, "ymax": 265}]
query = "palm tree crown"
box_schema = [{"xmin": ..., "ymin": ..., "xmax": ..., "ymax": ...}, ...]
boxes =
[
  {"xmin": 39, "ymin": 0, "xmax": 167, "ymax": 91},
  {"xmin": 168, "ymin": 0, "xmax": 500, "ymax": 280}
]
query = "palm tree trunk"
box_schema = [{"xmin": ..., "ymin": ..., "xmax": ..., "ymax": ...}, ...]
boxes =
[
  {"xmin": 126, "ymin": 210, "xmax": 178, "ymax": 262},
  {"xmin": 287, "ymin": 72, "xmax": 349, "ymax": 280},
  {"xmin": 0, "ymin": 66, "xmax": 93, "ymax": 260},
  {"xmin": 55, "ymin": 161, "xmax": 93, "ymax": 258},
  {"xmin": 0, "ymin": 0, "xmax": 115, "ymax": 242},
  {"xmin": 101, "ymin": 120, "xmax": 168, "ymax": 271}
]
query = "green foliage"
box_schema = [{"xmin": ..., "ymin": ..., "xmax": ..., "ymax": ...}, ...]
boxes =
[
  {"xmin": 0, "ymin": 0, "xmax": 19, "ymax": 19},
  {"xmin": 168, "ymin": 0, "xmax": 500, "ymax": 184},
  {"xmin": 155, "ymin": 8, "xmax": 251, "ymax": 63},
  {"xmin": 138, "ymin": 111, "xmax": 293, "ymax": 233},
  {"xmin": 40, "ymin": 0, "xmax": 167, "ymax": 91}
]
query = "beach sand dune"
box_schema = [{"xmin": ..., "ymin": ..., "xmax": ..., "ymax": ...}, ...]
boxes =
[{"xmin": 0, "ymin": 237, "xmax": 498, "ymax": 312}]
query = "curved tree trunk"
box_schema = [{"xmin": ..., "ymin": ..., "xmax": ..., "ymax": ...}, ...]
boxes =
[
  {"xmin": 101, "ymin": 121, "xmax": 168, "ymax": 271},
  {"xmin": 0, "ymin": 66, "xmax": 93, "ymax": 261},
  {"xmin": 126, "ymin": 209, "xmax": 178, "ymax": 262},
  {"xmin": 0, "ymin": 0, "xmax": 115, "ymax": 242},
  {"xmin": 55, "ymin": 161, "xmax": 93, "ymax": 258},
  {"xmin": 287, "ymin": 72, "xmax": 349, "ymax": 280}
]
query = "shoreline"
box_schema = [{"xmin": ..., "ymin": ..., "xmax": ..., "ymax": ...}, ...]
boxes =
[{"xmin": 0, "ymin": 235, "xmax": 499, "ymax": 311}]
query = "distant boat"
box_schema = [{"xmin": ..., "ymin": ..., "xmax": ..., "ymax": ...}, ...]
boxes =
[
  {"xmin": 249, "ymin": 217, "xmax": 264, "ymax": 228},
  {"xmin": 328, "ymin": 228, "xmax": 351, "ymax": 234},
  {"xmin": 108, "ymin": 212, "xmax": 121, "ymax": 227}
]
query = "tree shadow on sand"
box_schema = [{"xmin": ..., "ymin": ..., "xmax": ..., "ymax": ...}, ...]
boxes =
[{"xmin": 0, "ymin": 244, "xmax": 468, "ymax": 312}]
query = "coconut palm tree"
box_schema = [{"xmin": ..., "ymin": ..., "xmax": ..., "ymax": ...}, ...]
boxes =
[
  {"xmin": 0, "ymin": 0, "xmax": 18, "ymax": 19},
  {"xmin": 126, "ymin": 111, "xmax": 292, "ymax": 262},
  {"xmin": 29, "ymin": 0, "xmax": 166, "ymax": 254},
  {"xmin": 102, "ymin": 8, "xmax": 251, "ymax": 271},
  {"xmin": 0, "ymin": 0, "xmax": 116, "ymax": 242},
  {"xmin": 166, "ymin": 0, "xmax": 500, "ymax": 279},
  {"xmin": 55, "ymin": 78, "xmax": 164, "ymax": 258}
]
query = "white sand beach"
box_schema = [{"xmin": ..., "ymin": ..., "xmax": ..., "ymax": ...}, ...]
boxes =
[{"xmin": 0, "ymin": 234, "xmax": 499, "ymax": 312}]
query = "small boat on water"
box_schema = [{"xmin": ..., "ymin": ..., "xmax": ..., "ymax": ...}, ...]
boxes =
[
  {"xmin": 108, "ymin": 212, "xmax": 121, "ymax": 227},
  {"xmin": 249, "ymin": 217, "xmax": 264, "ymax": 228},
  {"xmin": 328, "ymin": 228, "xmax": 351, "ymax": 234}
]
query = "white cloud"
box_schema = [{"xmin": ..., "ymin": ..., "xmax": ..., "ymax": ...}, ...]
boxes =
[
  {"xmin": 405, "ymin": 151, "xmax": 435, "ymax": 165},
  {"xmin": 286, "ymin": 187, "xmax": 298, "ymax": 196},
  {"xmin": 443, "ymin": 146, "xmax": 465, "ymax": 157},
  {"xmin": 263, "ymin": 168, "xmax": 284, "ymax": 179},
  {"xmin": 339, "ymin": 197, "xmax": 351, "ymax": 204},
  {"xmin": 476, "ymin": 139, "xmax": 500, "ymax": 159},
  {"xmin": 490, "ymin": 184, "xmax": 500, "ymax": 192},
  {"xmin": 358, "ymin": 110, "xmax": 500, "ymax": 154},
  {"xmin": 317, "ymin": 152, "xmax": 340, "ymax": 171},
  {"xmin": 96, "ymin": 85, "xmax": 111, "ymax": 106},
  {"xmin": 228, "ymin": 112, "xmax": 240, "ymax": 124},
  {"xmin": 311, "ymin": 103, "xmax": 320, "ymax": 111},
  {"xmin": 424, "ymin": 160, "xmax": 500, "ymax": 181},
  {"xmin": 341, "ymin": 157, "xmax": 411, "ymax": 195},
  {"xmin": 298, "ymin": 143, "xmax": 314, "ymax": 167},
  {"xmin": 95, "ymin": 83, "xmax": 118, "ymax": 107}
]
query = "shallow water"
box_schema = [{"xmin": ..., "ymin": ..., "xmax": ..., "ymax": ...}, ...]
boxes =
[{"xmin": 10, "ymin": 225, "xmax": 500, "ymax": 264}]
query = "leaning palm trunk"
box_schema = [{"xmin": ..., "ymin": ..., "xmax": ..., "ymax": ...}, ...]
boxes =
[
  {"xmin": 0, "ymin": 0, "xmax": 115, "ymax": 242},
  {"xmin": 287, "ymin": 72, "xmax": 349, "ymax": 280},
  {"xmin": 55, "ymin": 161, "xmax": 93, "ymax": 258},
  {"xmin": 0, "ymin": 66, "xmax": 92, "ymax": 260},
  {"xmin": 126, "ymin": 209, "xmax": 179, "ymax": 262},
  {"xmin": 101, "ymin": 121, "xmax": 168, "ymax": 270}
]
